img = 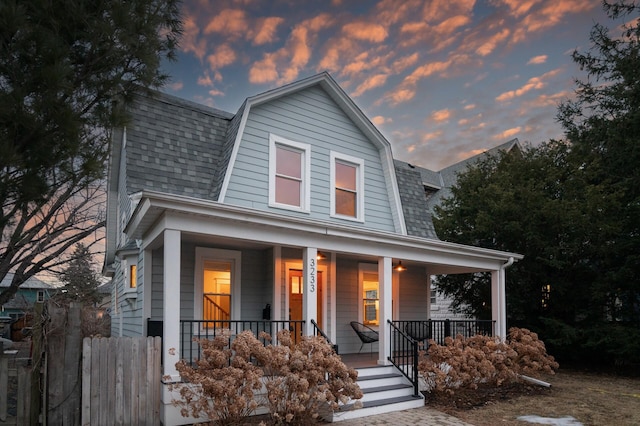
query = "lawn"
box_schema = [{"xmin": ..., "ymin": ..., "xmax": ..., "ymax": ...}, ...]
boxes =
[{"xmin": 427, "ymin": 369, "xmax": 640, "ymax": 425}]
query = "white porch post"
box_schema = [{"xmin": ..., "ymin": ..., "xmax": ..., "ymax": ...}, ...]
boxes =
[
  {"xmin": 272, "ymin": 246, "xmax": 282, "ymax": 321},
  {"xmin": 426, "ymin": 274, "xmax": 432, "ymax": 319},
  {"xmin": 491, "ymin": 268, "xmax": 507, "ymax": 339},
  {"xmin": 163, "ymin": 229, "xmax": 181, "ymax": 381},
  {"xmin": 378, "ymin": 257, "xmax": 392, "ymax": 365},
  {"xmin": 302, "ymin": 247, "xmax": 318, "ymax": 336}
]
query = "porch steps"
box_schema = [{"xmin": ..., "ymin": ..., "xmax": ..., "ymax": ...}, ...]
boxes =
[{"xmin": 325, "ymin": 365, "xmax": 424, "ymax": 422}]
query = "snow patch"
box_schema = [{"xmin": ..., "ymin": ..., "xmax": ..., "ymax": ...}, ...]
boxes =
[{"xmin": 516, "ymin": 415, "xmax": 583, "ymax": 425}]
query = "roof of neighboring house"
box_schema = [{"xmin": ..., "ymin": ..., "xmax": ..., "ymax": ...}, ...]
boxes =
[{"xmin": 0, "ymin": 273, "xmax": 55, "ymax": 290}]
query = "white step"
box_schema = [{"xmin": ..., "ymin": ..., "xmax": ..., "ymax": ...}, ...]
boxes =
[{"xmin": 323, "ymin": 364, "xmax": 424, "ymax": 423}]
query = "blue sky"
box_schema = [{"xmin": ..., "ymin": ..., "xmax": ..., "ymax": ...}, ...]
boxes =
[{"xmin": 161, "ymin": 0, "xmax": 616, "ymax": 170}]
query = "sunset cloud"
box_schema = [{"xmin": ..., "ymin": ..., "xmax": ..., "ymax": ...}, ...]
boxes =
[
  {"xmin": 372, "ymin": 115, "xmax": 392, "ymax": 126},
  {"xmin": 495, "ymin": 68, "xmax": 563, "ymax": 102},
  {"xmin": 353, "ymin": 74, "xmax": 388, "ymax": 97},
  {"xmin": 251, "ymin": 17, "xmax": 285, "ymax": 45},
  {"xmin": 204, "ymin": 9, "xmax": 248, "ymax": 37},
  {"xmin": 207, "ymin": 44, "xmax": 237, "ymax": 70},
  {"xmin": 342, "ymin": 21, "xmax": 388, "ymax": 43},
  {"xmin": 527, "ymin": 55, "xmax": 548, "ymax": 64},
  {"xmin": 494, "ymin": 127, "xmax": 522, "ymax": 140},
  {"xmin": 431, "ymin": 109, "xmax": 452, "ymax": 123}
]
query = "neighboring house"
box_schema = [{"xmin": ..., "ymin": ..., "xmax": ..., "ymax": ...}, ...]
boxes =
[
  {"xmin": 104, "ymin": 72, "xmax": 522, "ymax": 424},
  {"xmin": 0, "ymin": 273, "xmax": 54, "ymax": 321},
  {"xmin": 395, "ymin": 139, "xmax": 523, "ymax": 320}
]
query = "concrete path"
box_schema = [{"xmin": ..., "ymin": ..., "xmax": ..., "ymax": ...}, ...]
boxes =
[{"xmin": 326, "ymin": 406, "xmax": 474, "ymax": 425}]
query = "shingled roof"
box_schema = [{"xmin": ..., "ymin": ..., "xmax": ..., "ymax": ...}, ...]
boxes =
[{"xmin": 125, "ymin": 91, "xmax": 233, "ymax": 200}]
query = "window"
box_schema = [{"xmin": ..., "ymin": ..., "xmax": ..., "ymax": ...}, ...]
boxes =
[
  {"xmin": 330, "ymin": 152, "xmax": 364, "ymax": 221},
  {"xmin": 430, "ymin": 284, "xmax": 437, "ymax": 305},
  {"xmin": 129, "ymin": 264, "xmax": 137, "ymax": 289},
  {"xmin": 37, "ymin": 290, "xmax": 45, "ymax": 302},
  {"xmin": 269, "ymin": 134, "xmax": 311, "ymax": 212},
  {"xmin": 359, "ymin": 264, "xmax": 379, "ymax": 326}
]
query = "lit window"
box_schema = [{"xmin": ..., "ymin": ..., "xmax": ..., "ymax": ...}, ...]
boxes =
[
  {"xmin": 269, "ymin": 134, "xmax": 310, "ymax": 212},
  {"xmin": 203, "ymin": 260, "xmax": 231, "ymax": 322},
  {"xmin": 359, "ymin": 264, "xmax": 379, "ymax": 326},
  {"xmin": 331, "ymin": 152, "xmax": 364, "ymax": 221},
  {"xmin": 129, "ymin": 264, "xmax": 137, "ymax": 289}
]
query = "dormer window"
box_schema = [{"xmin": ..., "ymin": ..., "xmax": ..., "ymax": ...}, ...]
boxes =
[
  {"xmin": 269, "ymin": 134, "xmax": 311, "ymax": 212},
  {"xmin": 330, "ymin": 151, "xmax": 364, "ymax": 221}
]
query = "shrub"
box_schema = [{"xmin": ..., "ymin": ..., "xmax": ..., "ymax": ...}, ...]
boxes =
[
  {"xmin": 418, "ymin": 327, "xmax": 558, "ymax": 394},
  {"xmin": 171, "ymin": 330, "xmax": 264, "ymax": 425},
  {"xmin": 171, "ymin": 329, "xmax": 362, "ymax": 425}
]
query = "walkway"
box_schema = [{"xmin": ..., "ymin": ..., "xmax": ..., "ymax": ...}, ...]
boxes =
[{"xmin": 326, "ymin": 406, "xmax": 474, "ymax": 425}]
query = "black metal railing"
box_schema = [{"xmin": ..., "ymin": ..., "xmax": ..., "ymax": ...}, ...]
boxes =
[
  {"xmin": 180, "ymin": 320, "xmax": 305, "ymax": 365},
  {"xmin": 387, "ymin": 320, "xmax": 419, "ymax": 396},
  {"xmin": 392, "ymin": 319, "xmax": 495, "ymax": 346},
  {"xmin": 311, "ymin": 319, "xmax": 338, "ymax": 354}
]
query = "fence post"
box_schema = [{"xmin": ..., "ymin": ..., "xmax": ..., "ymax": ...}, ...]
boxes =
[{"xmin": 0, "ymin": 341, "xmax": 6, "ymax": 422}]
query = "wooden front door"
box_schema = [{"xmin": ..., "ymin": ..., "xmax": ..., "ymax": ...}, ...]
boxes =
[{"xmin": 289, "ymin": 269, "xmax": 323, "ymax": 342}]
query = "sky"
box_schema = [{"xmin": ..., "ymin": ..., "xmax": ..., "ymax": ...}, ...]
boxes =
[{"xmin": 161, "ymin": 0, "xmax": 616, "ymax": 171}]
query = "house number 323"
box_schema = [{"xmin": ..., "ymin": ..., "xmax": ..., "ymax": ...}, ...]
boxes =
[{"xmin": 308, "ymin": 258, "xmax": 316, "ymax": 293}]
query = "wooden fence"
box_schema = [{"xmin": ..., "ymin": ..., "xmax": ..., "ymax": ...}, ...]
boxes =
[
  {"xmin": 81, "ymin": 336, "xmax": 162, "ymax": 426},
  {"xmin": 0, "ymin": 343, "xmax": 31, "ymax": 425}
]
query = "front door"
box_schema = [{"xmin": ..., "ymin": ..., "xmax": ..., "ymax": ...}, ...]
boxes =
[{"xmin": 289, "ymin": 269, "xmax": 323, "ymax": 342}]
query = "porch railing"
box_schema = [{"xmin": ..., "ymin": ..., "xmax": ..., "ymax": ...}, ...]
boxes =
[
  {"xmin": 387, "ymin": 320, "xmax": 419, "ymax": 396},
  {"xmin": 180, "ymin": 320, "xmax": 305, "ymax": 365},
  {"xmin": 310, "ymin": 319, "xmax": 338, "ymax": 354},
  {"xmin": 393, "ymin": 319, "xmax": 495, "ymax": 346}
]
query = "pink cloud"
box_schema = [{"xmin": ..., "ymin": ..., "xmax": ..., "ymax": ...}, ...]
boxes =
[
  {"xmin": 181, "ymin": 15, "xmax": 207, "ymax": 60},
  {"xmin": 204, "ymin": 9, "xmax": 248, "ymax": 37},
  {"xmin": 422, "ymin": 0, "xmax": 475, "ymax": 22},
  {"xmin": 249, "ymin": 54, "xmax": 279, "ymax": 84},
  {"xmin": 495, "ymin": 68, "xmax": 562, "ymax": 102},
  {"xmin": 342, "ymin": 22, "xmax": 388, "ymax": 43},
  {"xmin": 494, "ymin": 127, "xmax": 522, "ymax": 140},
  {"xmin": 511, "ymin": 0, "xmax": 599, "ymax": 42},
  {"xmin": 207, "ymin": 44, "xmax": 237, "ymax": 70},
  {"xmin": 392, "ymin": 53, "xmax": 419, "ymax": 73},
  {"xmin": 352, "ymin": 74, "xmax": 388, "ymax": 97},
  {"xmin": 527, "ymin": 55, "xmax": 548, "ymax": 65},
  {"xmin": 388, "ymin": 88, "xmax": 416, "ymax": 106},
  {"xmin": 251, "ymin": 17, "xmax": 285, "ymax": 45},
  {"xmin": 475, "ymin": 28, "xmax": 511, "ymax": 56},
  {"xmin": 430, "ymin": 109, "xmax": 452, "ymax": 123},
  {"xmin": 168, "ymin": 81, "xmax": 183, "ymax": 91},
  {"xmin": 371, "ymin": 115, "xmax": 392, "ymax": 126},
  {"xmin": 422, "ymin": 130, "xmax": 444, "ymax": 142}
]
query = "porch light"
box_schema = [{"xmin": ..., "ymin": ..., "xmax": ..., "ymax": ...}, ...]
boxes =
[
  {"xmin": 393, "ymin": 261, "xmax": 406, "ymax": 272},
  {"xmin": 317, "ymin": 252, "xmax": 326, "ymax": 261}
]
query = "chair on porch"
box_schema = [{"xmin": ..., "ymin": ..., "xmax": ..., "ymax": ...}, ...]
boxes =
[
  {"xmin": 404, "ymin": 321, "xmax": 431, "ymax": 348},
  {"xmin": 350, "ymin": 321, "xmax": 379, "ymax": 353}
]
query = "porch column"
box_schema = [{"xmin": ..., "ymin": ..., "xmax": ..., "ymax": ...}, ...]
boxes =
[
  {"xmin": 491, "ymin": 268, "xmax": 507, "ymax": 339},
  {"xmin": 302, "ymin": 247, "xmax": 318, "ymax": 336},
  {"xmin": 378, "ymin": 257, "xmax": 392, "ymax": 365},
  {"xmin": 426, "ymin": 274, "xmax": 432, "ymax": 319},
  {"xmin": 163, "ymin": 229, "xmax": 181, "ymax": 381}
]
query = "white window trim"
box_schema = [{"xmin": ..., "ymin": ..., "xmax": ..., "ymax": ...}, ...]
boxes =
[
  {"xmin": 358, "ymin": 263, "xmax": 378, "ymax": 327},
  {"xmin": 330, "ymin": 151, "xmax": 365, "ymax": 222},
  {"xmin": 194, "ymin": 247, "xmax": 242, "ymax": 322},
  {"xmin": 268, "ymin": 134, "xmax": 311, "ymax": 213}
]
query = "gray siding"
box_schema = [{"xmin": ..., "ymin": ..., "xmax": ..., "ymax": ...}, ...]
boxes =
[
  {"xmin": 397, "ymin": 267, "xmax": 429, "ymax": 320},
  {"xmin": 335, "ymin": 258, "xmax": 371, "ymax": 354},
  {"xmin": 240, "ymin": 249, "xmax": 271, "ymax": 321},
  {"xmin": 224, "ymin": 86, "xmax": 396, "ymax": 232}
]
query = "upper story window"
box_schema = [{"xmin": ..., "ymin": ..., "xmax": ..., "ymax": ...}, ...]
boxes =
[
  {"xmin": 37, "ymin": 290, "xmax": 45, "ymax": 302},
  {"xmin": 269, "ymin": 134, "xmax": 311, "ymax": 212},
  {"xmin": 330, "ymin": 152, "xmax": 364, "ymax": 221}
]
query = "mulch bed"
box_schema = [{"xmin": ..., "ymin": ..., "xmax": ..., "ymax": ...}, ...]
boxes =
[{"xmin": 423, "ymin": 381, "xmax": 553, "ymax": 412}]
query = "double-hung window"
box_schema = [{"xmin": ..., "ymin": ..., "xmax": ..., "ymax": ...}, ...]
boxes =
[
  {"xmin": 269, "ymin": 134, "xmax": 311, "ymax": 212},
  {"xmin": 330, "ymin": 152, "xmax": 364, "ymax": 221}
]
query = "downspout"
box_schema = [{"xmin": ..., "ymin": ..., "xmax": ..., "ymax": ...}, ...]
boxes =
[
  {"xmin": 502, "ymin": 256, "xmax": 514, "ymax": 270},
  {"xmin": 498, "ymin": 257, "xmax": 514, "ymax": 339}
]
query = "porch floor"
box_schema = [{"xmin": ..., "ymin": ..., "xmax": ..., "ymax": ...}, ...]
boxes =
[{"xmin": 339, "ymin": 352, "xmax": 380, "ymax": 368}]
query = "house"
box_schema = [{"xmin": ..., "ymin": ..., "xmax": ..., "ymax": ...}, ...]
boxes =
[
  {"xmin": 104, "ymin": 72, "xmax": 522, "ymax": 424},
  {"xmin": 0, "ymin": 273, "xmax": 53, "ymax": 321},
  {"xmin": 1, "ymin": 273, "xmax": 54, "ymax": 340},
  {"xmin": 395, "ymin": 139, "xmax": 523, "ymax": 321}
]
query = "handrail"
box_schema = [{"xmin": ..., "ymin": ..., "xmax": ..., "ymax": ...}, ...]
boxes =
[
  {"xmin": 393, "ymin": 319, "xmax": 495, "ymax": 345},
  {"xmin": 387, "ymin": 319, "xmax": 419, "ymax": 396},
  {"xmin": 203, "ymin": 294, "xmax": 230, "ymax": 320},
  {"xmin": 310, "ymin": 319, "xmax": 338, "ymax": 354}
]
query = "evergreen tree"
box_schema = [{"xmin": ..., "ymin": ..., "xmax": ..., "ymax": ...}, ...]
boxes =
[
  {"xmin": 59, "ymin": 244, "xmax": 102, "ymax": 305},
  {"xmin": 0, "ymin": 0, "xmax": 182, "ymax": 305}
]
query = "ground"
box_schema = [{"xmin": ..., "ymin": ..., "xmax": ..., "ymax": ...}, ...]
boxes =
[{"xmin": 427, "ymin": 369, "xmax": 640, "ymax": 425}]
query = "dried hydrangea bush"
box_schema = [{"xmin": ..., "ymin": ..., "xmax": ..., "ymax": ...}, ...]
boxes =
[
  {"xmin": 418, "ymin": 327, "xmax": 559, "ymax": 395},
  {"xmin": 171, "ymin": 328, "xmax": 362, "ymax": 425}
]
